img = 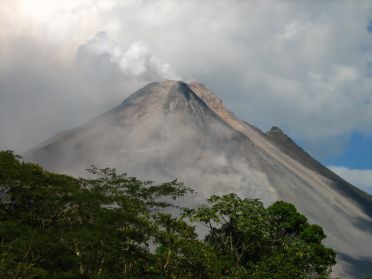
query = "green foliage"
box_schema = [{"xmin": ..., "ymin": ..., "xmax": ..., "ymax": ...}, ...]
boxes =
[
  {"xmin": 0, "ymin": 151, "xmax": 336, "ymax": 278},
  {"xmin": 184, "ymin": 194, "xmax": 336, "ymax": 278}
]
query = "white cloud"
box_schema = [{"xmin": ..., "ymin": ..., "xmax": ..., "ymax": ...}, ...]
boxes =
[
  {"xmin": 328, "ymin": 166, "xmax": 372, "ymax": 194},
  {"xmin": 1, "ymin": 0, "xmax": 372, "ymax": 156},
  {"xmin": 76, "ymin": 32, "xmax": 178, "ymax": 81}
]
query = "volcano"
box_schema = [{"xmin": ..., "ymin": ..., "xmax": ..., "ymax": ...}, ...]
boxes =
[{"xmin": 25, "ymin": 80, "xmax": 372, "ymax": 278}]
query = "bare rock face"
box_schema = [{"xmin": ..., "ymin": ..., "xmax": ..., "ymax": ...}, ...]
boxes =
[{"xmin": 25, "ymin": 80, "xmax": 372, "ymax": 278}]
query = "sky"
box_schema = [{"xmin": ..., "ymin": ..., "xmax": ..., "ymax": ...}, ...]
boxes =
[{"xmin": 0, "ymin": 0, "xmax": 371, "ymax": 193}]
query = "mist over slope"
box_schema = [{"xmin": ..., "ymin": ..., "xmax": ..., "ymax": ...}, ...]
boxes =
[{"xmin": 25, "ymin": 80, "xmax": 372, "ymax": 278}]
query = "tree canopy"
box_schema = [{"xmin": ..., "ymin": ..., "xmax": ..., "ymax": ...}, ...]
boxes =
[{"xmin": 0, "ymin": 150, "xmax": 335, "ymax": 278}]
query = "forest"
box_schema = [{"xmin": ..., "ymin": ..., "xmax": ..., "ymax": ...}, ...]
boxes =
[{"xmin": 0, "ymin": 150, "xmax": 335, "ymax": 278}]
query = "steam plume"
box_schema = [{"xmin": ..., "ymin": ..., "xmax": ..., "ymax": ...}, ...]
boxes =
[{"xmin": 76, "ymin": 32, "xmax": 178, "ymax": 81}]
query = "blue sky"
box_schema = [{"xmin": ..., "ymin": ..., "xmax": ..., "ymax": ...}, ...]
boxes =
[
  {"xmin": 294, "ymin": 132, "xmax": 372, "ymax": 194},
  {"xmin": 368, "ymin": 19, "xmax": 372, "ymax": 33},
  {"xmin": 0, "ymin": 0, "xmax": 371, "ymax": 193},
  {"xmin": 323, "ymin": 133, "xmax": 372, "ymax": 194},
  {"xmin": 324, "ymin": 132, "xmax": 372, "ymax": 169},
  {"xmin": 280, "ymin": 126, "xmax": 372, "ymax": 193}
]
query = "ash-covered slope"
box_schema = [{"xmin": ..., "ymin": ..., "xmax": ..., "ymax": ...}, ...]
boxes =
[
  {"xmin": 26, "ymin": 81, "xmax": 372, "ymax": 278},
  {"xmin": 27, "ymin": 81, "xmax": 279, "ymax": 203}
]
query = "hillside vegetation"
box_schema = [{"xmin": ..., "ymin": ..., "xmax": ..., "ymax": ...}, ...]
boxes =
[{"xmin": 0, "ymin": 151, "xmax": 335, "ymax": 278}]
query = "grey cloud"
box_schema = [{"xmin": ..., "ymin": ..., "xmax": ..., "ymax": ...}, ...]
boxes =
[
  {"xmin": 0, "ymin": 36, "xmax": 145, "ymax": 152},
  {"xmin": 1, "ymin": 0, "xmax": 372, "ymax": 157}
]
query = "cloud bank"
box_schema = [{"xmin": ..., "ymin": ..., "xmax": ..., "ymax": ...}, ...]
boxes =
[{"xmin": 1, "ymin": 0, "xmax": 372, "ymax": 159}]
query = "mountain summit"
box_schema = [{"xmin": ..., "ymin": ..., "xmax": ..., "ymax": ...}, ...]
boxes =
[{"xmin": 25, "ymin": 80, "xmax": 372, "ymax": 278}]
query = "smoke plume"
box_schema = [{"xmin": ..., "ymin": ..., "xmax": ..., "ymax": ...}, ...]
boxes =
[{"xmin": 76, "ymin": 32, "xmax": 179, "ymax": 81}]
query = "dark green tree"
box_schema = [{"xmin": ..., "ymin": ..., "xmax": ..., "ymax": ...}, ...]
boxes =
[
  {"xmin": 0, "ymin": 151, "xmax": 193, "ymax": 278},
  {"xmin": 0, "ymin": 151, "xmax": 336, "ymax": 278},
  {"xmin": 185, "ymin": 194, "xmax": 336, "ymax": 279}
]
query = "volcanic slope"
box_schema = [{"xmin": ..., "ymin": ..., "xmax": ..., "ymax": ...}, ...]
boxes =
[{"xmin": 26, "ymin": 80, "xmax": 372, "ymax": 278}]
